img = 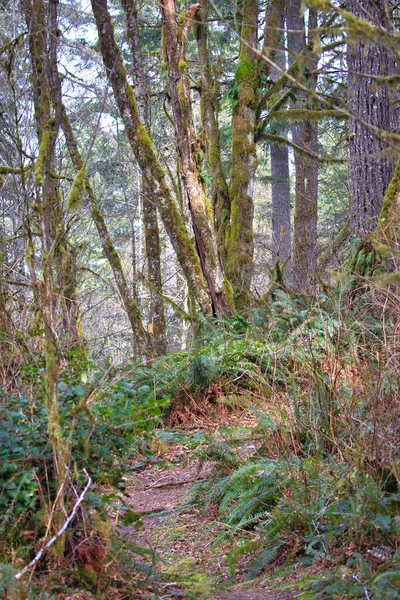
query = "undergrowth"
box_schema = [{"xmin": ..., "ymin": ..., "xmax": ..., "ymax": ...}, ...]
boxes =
[{"xmin": 1, "ymin": 283, "xmax": 400, "ymax": 598}]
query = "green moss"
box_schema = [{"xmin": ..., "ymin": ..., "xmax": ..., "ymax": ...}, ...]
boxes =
[
  {"xmin": 0, "ymin": 165, "xmax": 24, "ymax": 174},
  {"xmin": 177, "ymin": 79, "xmax": 186, "ymax": 105},
  {"xmin": 235, "ymin": 57, "xmax": 256, "ymax": 85},
  {"xmin": 271, "ymin": 108, "xmax": 347, "ymax": 122},
  {"xmin": 125, "ymin": 83, "xmax": 139, "ymax": 115},
  {"xmin": 378, "ymin": 158, "xmax": 400, "ymax": 242},
  {"xmin": 136, "ymin": 123, "xmax": 151, "ymax": 147},
  {"xmin": 341, "ymin": 8, "xmax": 386, "ymax": 45},
  {"xmin": 0, "ymin": 176, "xmax": 3, "ymax": 187},
  {"xmin": 34, "ymin": 119, "xmax": 56, "ymax": 186},
  {"xmin": 25, "ymin": 239, "xmax": 34, "ymax": 266},
  {"xmin": 177, "ymin": 8, "xmax": 189, "ymax": 42},
  {"xmin": 67, "ymin": 166, "xmax": 86, "ymax": 210},
  {"xmin": 307, "ymin": 0, "xmax": 331, "ymax": 10},
  {"xmin": 379, "ymin": 159, "xmax": 400, "ymax": 224},
  {"xmin": 221, "ymin": 278, "xmax": 236, "ymax": 313},
  {"xmin": 178, "ymin": 58, "xmax": 187, "ymax": 72}
]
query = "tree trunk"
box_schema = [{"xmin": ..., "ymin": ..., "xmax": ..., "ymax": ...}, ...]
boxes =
[
  {"xmin": 227, "ymin": 0, "xmax": 259, "ymax": 304},
  {"xmin": 271, "ymin": 141, "xmax": 292, "ymax": 280},
  {"xmin": 287, "ymin": 1, "xmax": 318, "ymax": 294},
  {"xmin": 122, "ymin": 0, "xmax": 167, "ymax": 355},
  {"xmin": 161, "ymin": 0, "xmax": 232, "ymax": 317},
  {"xmin": 23, "ymin": 0, "xmax": 67, "ymax": 560},
  {"xmin": 90, "ymin": 0, "xmax": 211, "ymax": 316},
  {"xmin": 194, "ymin": 0, "xmax": 230, "ymax": 266},
  {"xmin": 269, "ymin": 29, "xmax": 292, "ymax": 284},
  {"xmin": 377, "ymin": 157, "xmax": 400, "ymax": 269},
  {"xmin": 347, "ymin": 0, "xmax": 397, "ymax": 236}
]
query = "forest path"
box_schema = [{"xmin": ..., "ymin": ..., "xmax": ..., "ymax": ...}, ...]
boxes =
[{"xmin": 119, "ymin": 425, "xmax": 297, "ymax": 600}]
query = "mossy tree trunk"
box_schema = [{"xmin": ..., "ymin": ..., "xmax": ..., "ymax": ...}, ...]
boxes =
[
  {"xmin": 346, "ymin": 0, "xmax": 397, "ymax": 237},
  {"xmin": 161, "ymin": 0, "xmax": 232, "ymax": 317},
  {"xmin": 227, "ymin": 0, "xmax": 285, "ymax": 304},
  {"xmin": 23, "ymin": 0, "xmax": 67, "ymax": 561},
  {"xmin": 122, "ymin": 0, "xmax": 167, "ymax": 356},
  {"xmin": 287, "ymin": 1, "xmax": 319, "ymax": 294},
  {"xmin": 377, "ymin": 157, "xmax": 400, "ymax": 267},
  {"xmin": 90, "ymin": 0, "xmax": 211, "ymax": 316},
  {"xmin": 227, "ymin": 0, "xmax": 259, "ymax": 304},
  {"xmin": 61, "ymin": 108, "xmax": 149, "ymax": 354},
  {"xmin": 194, "ymin": 0, "xmax": 230, "ymax": 266}
]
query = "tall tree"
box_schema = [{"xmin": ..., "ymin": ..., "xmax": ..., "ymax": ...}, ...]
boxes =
[
  {"xmin": 269, "ymin": 35, "xmax": 293, "ymax": 283},
  {"xmin": 226, "ymin": 0, "xmax": 259, "ymax": 303},
  {"xmin": 122, "ymin": 0, "xmax": 167, "ymax": 355},
  {"xmin": 346, "ymin": 0, "xmax": 397, "ymax": 236},
  {"xmin": 194, "ymin": 0, "xmax": 231, "ymax": 266},
  {"xmin": 287, "ymin": 1, "xmax": 319, "ymax": 294},
  {"xmin": 23, "ymin": 0, "xmax": 68, "ymax": 559},
  {"xmin": 160, "ymin": 0, "xmax": 232, "ymax": 317}
]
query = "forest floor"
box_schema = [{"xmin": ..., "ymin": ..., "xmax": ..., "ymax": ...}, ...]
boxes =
[{"xmin": 118, "ymin": 414, "xmax": 313, "ymax": 600}]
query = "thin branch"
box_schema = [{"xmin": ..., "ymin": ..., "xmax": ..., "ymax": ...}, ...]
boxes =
[{"xmin": 15, "ymin": 470, "xmax": 92, "ymax": 580}]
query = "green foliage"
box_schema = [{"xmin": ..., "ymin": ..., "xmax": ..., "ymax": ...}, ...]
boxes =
[
  {"xmin": 227, "ymin": 78, "xmax": 239, "ymax": 109},
  {"xmin": 213, "ymin": 460, "xmax": 288, "ymax": 532},
  {"xmin": 0, "ymin": 362, "xmax": 170, "ymax": 558},
  {"xmin": 173, "ymin": 289, "xmax": 400, "ymax": 593},
  {"xmin": 185, "ymin": 354, "xmax": 219, "ymax": 392},
  {"xmin": 0, "ymin": 395, "xmax": 48, "ymax": 547}
]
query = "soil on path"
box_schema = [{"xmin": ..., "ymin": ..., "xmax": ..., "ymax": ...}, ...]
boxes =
[{"xmin": 120, "ymin": 440, "xmax": 297, "ymax": 600}]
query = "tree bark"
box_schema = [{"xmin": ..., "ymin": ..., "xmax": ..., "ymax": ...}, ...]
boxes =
[
  {"xmin": 90, "ymin": 0, "xmax": 211, "ymax": 316},
  {"xmin": 287, "ymin": 1, "xmax": 318, "ymax": 294},
  {"xmin": 122, "ymin": 0, "xmax": 167, "ymax": 355},
  {"xmin": 269, "ymin": 29, "xmax": 292, "ymax": 284},
  {"xmin": 271, "ymin": 141, "xmax": 292, "ymax": 280},
  {"xmin": 227, "ymin": 0, "xmax": 259, "ymax": 304},
  {"xmin": 23, "ymin": 0, "xmax": 67, "ymax": 560},
  {"xmin": 346, "ymin": 0, "xmax": 397, "ymax": 236},
  {"xmin": 194, "ymin": 0, "xmax": 230, "ymax": 266},
  {"xmin": 161, "ymin": 0, "xmax": 232, "ymax": 317}
]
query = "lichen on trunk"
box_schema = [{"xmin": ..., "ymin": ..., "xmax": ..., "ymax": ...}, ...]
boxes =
[{"xmin": 194, "ymin": 0, "xmax": 230, "ymax": 266}]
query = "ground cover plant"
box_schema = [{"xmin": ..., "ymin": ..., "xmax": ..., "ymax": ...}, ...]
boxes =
[{"xmin": 1, "ymin": 281, "xmax": 400, "ymax": 598}]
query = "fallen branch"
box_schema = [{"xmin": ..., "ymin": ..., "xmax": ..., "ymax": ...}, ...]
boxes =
[{"xmin": 15, "ymin": 469, "xmax": 92, "ymax": 580}]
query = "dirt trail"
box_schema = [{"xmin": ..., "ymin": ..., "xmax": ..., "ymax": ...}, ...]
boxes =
[{"xmin": 120, "ymin": 448, "xmax": 296, "ymax": 600}]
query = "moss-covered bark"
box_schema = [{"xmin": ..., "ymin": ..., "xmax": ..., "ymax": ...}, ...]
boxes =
[
  {"xmin": 194, "ymin": 0, "xmax": 230, "ymax": 265},
  {"xmin": 227, "ymin": 0, "xmax": 259, "ymax": 304},
  {"xmin": 376, "ymin": 158, "xmax": 400, "ymax": 269},
  {"xmin": 24, "ymin": 0, "xmax": 67, "ymax": 559},
  {"xmin": 90, "ymin": 0, "xmax": 211, "ymax": 316},
  {"xmin": 161, "ymin": 0, "xmax": 231, "ymax": 317},
  {"xmin": 227, "ymin": 0, "xmax": 285, "ymax": 304},
  {"xmin": 317, "ymin": 220, "xmax": 351, "ymax": 276}
]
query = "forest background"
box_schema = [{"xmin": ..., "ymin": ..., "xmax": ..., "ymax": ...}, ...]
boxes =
[{"xmin": 1, "ymin": 0, "xmax": 400, "ymax": 598}]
